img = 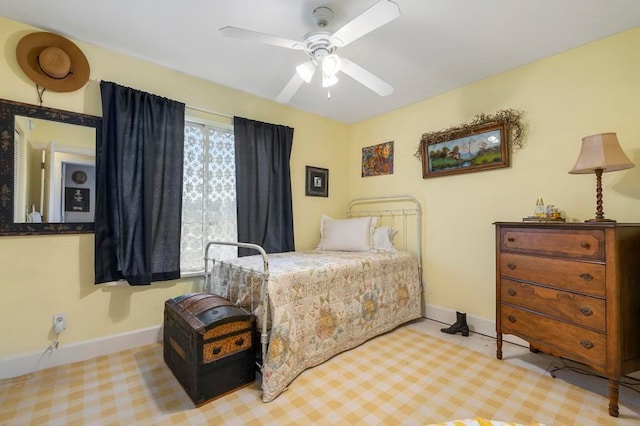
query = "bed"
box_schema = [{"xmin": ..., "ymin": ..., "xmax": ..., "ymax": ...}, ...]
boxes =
[{"xmin": 202, "ymin": 195, "xmax": 423, "ymax": 402}]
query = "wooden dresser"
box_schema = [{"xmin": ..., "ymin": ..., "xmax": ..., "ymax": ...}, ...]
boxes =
[{"xmin": 494, "ymin": 222, "xmax": 640, "ymax": 417}]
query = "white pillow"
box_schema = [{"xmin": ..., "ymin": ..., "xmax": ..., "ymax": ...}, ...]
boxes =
[
  {"xmin": 317, "ymin": 215, "xmax": 377, "ymax": 252},
  {"xmin": 373, "ymin": 226, "xmax": 398, "ymax": 252}
]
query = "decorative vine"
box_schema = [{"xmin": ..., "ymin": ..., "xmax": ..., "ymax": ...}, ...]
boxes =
[{"xmin": 414, "ymin": 109, "xmax": 526, "ymax": 159}]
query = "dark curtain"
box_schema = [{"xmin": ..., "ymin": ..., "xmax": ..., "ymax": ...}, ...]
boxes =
[
  {"xmin": 234, "ymin": 117, "xmax": 294, "ymax": 256},
  {"xmin": 95, "ymin": 81, "xmax": 185, "ymax": 285}
]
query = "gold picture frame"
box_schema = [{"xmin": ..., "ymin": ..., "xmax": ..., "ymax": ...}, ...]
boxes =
[{"xmin": 420, "ymin": 122, "xmax": 509, "ymax": 178}]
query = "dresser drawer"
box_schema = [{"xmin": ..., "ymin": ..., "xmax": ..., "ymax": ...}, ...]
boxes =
[
  {"xmin": 499, "ymin": 253, "xmax": 605, "ymax": 297},
  {"xmin": 500, "ymin": 279, "xmax": 605, "ymax": 332},
  {"xmin": 500, "ymin": 227, "xmax": 604, "ymax": 260},
  {"xmin": 501, "ymin": 305, "xmax": 606, "ymax": 367}
]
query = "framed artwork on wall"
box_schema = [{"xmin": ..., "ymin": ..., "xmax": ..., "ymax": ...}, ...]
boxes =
[
  {"xmin": 64, "ymin": 188, "xmax": 90, "ymax": 212},
  {"xmin": 305, "ymin": 166, "xmax": 329, "ymax": 197},
  {"xmin": 362, "ymin": 141, "xmax": 394, "ymax": 177},
  {"xmin": 420, "ymin": 122, "xmax": 509, "ymax": 178}
]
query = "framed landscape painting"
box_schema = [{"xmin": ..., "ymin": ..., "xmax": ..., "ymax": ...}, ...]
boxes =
[{"xmin": 421, "ymin": 123, "xmax": 509, "ymax": 178}]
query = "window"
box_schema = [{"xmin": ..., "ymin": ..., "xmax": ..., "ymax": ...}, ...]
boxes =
[{"xmin": 181, "ymin": 120, "xmax": 238, "ymax": 275}]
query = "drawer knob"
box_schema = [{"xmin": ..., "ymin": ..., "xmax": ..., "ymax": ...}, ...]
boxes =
[
  {"xmin": 507, "ymin": 288, "xmax": 517, "ymax": 296},
  {"xmin": 580, "ymin": 241, "xmax": 590, "ymax": 249},
  {"xmin": 507, "ymin": 315, "xmax": 517, "ymax": 323},
  {"xmin": 580, "ymin": 273, "xmax": 593, "ymax": 281},
  {"xmin": 212, "ymin": 347, "xmax": 221, "ymax": 355},
  {"xmin": 507, "ymin": 262, "xmax": 516, "ymax": 270},
  {"xmin": 235, "ymin": 337, "xmax": 245, "ymax": 346},
  {"xmin": 580, "ymin": 340, "xmax": 594, "ymax": 350},
  {"xmin": 580, "ymin": 306, "xmax": 593, "ymax": 316},
  {"xmin": 507, "ymin": 237, "xmax": 515, "ymax": 242}
]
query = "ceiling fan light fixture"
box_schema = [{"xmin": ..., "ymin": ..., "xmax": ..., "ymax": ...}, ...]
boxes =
[
  {"xmin": 322, "ymin": 72, "xmax": 339, "ymax": 88},
  {"xmin": 322, "ymin": 54, "xmax": 342, "ymax": 76},
  {"xmin": 295, "ymin": 61, "xmax": 316, "ymax": 83},
  {"xmin": 220, "ymin": 0, "xmax": 399, "ymax": 102}
]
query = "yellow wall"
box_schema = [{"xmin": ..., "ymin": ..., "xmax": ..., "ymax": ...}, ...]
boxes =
[
  {"xmin": 349, "ymin": 27, "xmax": 640, "ymax": 319},
  {"xmin": 0, "ymin": 17, "xmax": 349, "ymax": 357},
  {"xmin": 2, "ymin": 14, "xmax": 639, "ymax": 361}
]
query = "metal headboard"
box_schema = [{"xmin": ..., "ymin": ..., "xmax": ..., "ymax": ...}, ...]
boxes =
[{"xmin": 347, "ymin": 195, "xmax": 423, "ymax": 277}]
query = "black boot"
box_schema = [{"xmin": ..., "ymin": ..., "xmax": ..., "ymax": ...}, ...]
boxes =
[{"xmin": 440, "ymin": 311, "xmax": 470, "ymax": 336}]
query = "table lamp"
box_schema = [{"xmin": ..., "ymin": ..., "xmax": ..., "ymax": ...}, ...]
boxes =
[{"xmin": 569, "ymin": 132, "xmax": 634, "ymax": 222}]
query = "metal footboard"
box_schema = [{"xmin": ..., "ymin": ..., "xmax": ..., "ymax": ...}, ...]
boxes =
[{"xmin": 204, "ymin": 241, "xmax": 271, "ymax": 367}]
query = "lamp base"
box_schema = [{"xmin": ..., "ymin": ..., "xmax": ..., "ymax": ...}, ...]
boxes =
[{"xmin": 585, "ymin": 218, "xmax": 617, "ymax": 223}]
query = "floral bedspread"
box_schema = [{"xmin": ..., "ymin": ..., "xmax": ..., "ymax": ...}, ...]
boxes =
[{"xmin": 206, "ymin": 249, "xmax": 422, "ymax": 402}]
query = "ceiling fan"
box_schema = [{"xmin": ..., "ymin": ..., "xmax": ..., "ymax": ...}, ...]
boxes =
[{"xmin": 219, "ymin": 0, "xmax": 400, "ymax": 103}]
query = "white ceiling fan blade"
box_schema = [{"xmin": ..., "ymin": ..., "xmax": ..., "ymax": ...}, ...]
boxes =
[
  {"xmin": 276, "ymin": 72, "xmax": 306, "ymax": 103},
  {"xmin": 329, "ymin": 0, "xmax": 400, "ymax": 47},
  {"xmin": 339, "ymin": 58, "xmax": 393, "ymax": 96},
  {"xmin": 220, "ymin": 26, "xmax": 305, "ymax": 50}
]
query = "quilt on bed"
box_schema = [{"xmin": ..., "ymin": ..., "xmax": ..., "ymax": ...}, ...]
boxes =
[{"xmin": 206, "ymin": 249, "xmax": 422, "ymax": 402}]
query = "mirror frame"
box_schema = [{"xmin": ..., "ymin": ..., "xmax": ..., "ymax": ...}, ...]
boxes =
[{"xmin": 0, "ymin": 98, "xmax": 101, "ymax": 236}]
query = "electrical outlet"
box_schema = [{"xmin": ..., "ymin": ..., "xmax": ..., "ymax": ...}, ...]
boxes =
[{"xmin": 53, "ymin": 313, "xmax": 66, "ymax": 333}]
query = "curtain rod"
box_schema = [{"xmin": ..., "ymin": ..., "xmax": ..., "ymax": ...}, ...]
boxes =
[
  {"xmin": 90, "ymin": 78, "xmax": 233, "ymax": 119},
  {"xmin": 185, "ymin": 104, "xmax": 233, "ymax": 119}
]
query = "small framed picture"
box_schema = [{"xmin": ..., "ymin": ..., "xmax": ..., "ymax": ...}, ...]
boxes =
[
  {"xmin": 305, "ymin": 166, "xmax": 328, "ymax": 197},
  {"xmin": 64, "ymin": 187, "xmax": 90, "ymax": 212}
]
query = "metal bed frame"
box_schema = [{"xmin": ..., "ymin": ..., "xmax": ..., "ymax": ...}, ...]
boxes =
[{"xmin": 203, "ymin": 194, "xmax": 422, "ymax": 369}]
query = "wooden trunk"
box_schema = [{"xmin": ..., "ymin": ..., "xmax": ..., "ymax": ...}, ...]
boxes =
[{"xmin": 163, "ymin": 293, "xmax": 256, "ymax": 406}]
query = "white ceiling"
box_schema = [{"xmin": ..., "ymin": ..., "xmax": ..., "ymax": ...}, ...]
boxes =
[{"xmin": 1, "ymin": 0, "xmax": 639, "ymax": 124}]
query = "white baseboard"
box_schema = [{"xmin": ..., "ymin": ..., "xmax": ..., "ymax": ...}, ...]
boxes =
[
  {"xmin": 0, "ymin": 325, "xmax": 162, "ymax": 380},
  {"xmin": 1, "ymin": 303, "xmax": 525, "ymax": 380},
  {"xmin": 423, "ymin": 303, "xmax": 529, "ymax": 347}
]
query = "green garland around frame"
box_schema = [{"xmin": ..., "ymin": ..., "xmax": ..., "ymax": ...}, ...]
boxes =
[{"xmin": 414, "ymin": 109, "xmax": 526, "ymax": 159}]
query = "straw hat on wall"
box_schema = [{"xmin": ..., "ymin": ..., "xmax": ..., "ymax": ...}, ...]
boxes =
[{"xmin": 16, "ymin": 31, "xmax": 90, "ymax": 92}]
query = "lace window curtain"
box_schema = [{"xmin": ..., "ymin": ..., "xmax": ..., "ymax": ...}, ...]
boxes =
[{"xmin": 181, "ymin": 122, "xmax": 238, "ymax": 274}]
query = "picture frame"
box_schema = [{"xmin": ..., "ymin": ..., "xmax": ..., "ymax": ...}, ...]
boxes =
[
  {"xmin": 362, "ymin": 141, "xmax": 394, "ymax": 177},
  {"xmin": 64, "ymin": 188, "xmax": 90, "ymax": 212},
  {"xmin": 305, "ymin": 166, "xmax": 329, "ymax": 197},
  {"xmin": 420, "ymin": 122, "xmax": 509, "ymax": 178}
]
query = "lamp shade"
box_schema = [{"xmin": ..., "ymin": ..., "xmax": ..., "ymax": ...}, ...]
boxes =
[
  {"xmin": 322, "ymin": 72, "xmax": 339, "ymax": 88},
  {"xmin": 322, "ymin": 54, "xmax": 342, "ymax": 76},
  {"xmin": 569, "ymin": 132, "xmax": 635, "ymax": 174},
  {"xmin": 295, "ymin": 61, "xmax": 316, "ymax": 83}
]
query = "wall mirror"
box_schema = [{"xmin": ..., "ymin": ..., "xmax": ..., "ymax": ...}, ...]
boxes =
[{"xmin": 0, "ymin": 98, "xmax": 101, "ymax": 235}]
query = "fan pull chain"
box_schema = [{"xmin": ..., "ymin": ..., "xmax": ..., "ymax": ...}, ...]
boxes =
[{"xmin": 327, "ymin": 89, "xmax": 331, "ymax": 99}]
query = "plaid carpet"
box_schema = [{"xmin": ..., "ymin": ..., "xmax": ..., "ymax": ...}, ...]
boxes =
[{"xmin": 1, "ymin": 325, "xmax": 637, "ymax": 425}]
